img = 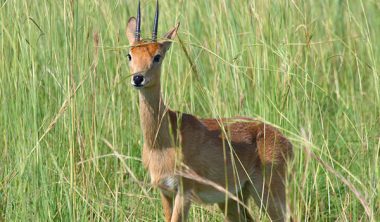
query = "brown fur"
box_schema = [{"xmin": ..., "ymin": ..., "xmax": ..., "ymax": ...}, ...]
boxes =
[{"xmin": 126, "ymin": 17, "xmax": 293, "ymax": 222}]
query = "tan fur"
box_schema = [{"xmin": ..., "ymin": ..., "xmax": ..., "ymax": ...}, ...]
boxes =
[{"xmin": 126, "ymin": 18, "xmax": 293, "ymax": 222}]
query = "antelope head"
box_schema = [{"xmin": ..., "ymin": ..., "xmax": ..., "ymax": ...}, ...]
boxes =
[{"xmin": 126, "ymin": 0, "xmax": 179, "ymax": 89}]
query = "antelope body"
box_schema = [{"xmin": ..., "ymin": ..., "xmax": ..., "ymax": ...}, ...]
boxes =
[{"xmin": 126, "ymin": 1, "xmax": 293, "ymax": 221}]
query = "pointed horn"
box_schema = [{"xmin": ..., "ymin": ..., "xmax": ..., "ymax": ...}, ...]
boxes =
[
  {"xmin": 152, "ymin": 0, "xmax": 159, "ymax": 41},
  {"xmin": 135, "ymin": 0, "xmax": 141, "ymax": 41}
]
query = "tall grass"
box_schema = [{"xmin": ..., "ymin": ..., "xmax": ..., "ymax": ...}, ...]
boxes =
[{"xmin": 1, "ymin": 0, "xmax": 379, "ymax": 221}]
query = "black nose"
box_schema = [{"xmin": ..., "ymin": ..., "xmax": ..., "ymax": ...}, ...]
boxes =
[{"xmin": 132, "ymin": 75, "xmax": 144, "ymax": 86}]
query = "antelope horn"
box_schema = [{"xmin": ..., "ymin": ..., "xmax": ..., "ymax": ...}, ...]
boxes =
[
  {"xmin": 152, "ymin": 0, "xmax": 159, "ymax": 41},
  {"xmin": 135, "ymin": 0, "xmax": 141, "ymax": 41}
]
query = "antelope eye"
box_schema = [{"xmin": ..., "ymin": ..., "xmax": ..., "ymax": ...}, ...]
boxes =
[
  {"xmin": 127, "ymin": 53, "xmax": 132, "ymax": 61},
  {"xmin": 153, "ymin": 55, "xmax": 161, "ymax": 63}
]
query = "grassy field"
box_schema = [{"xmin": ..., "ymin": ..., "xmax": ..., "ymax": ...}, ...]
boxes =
[{"xmin": 1, "ymin": 0, "xmax": 379, "ymax": 221}]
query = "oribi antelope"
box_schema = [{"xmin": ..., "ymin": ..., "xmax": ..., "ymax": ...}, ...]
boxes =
[{"xmin": 126, "ymin": 1, "xmax": 293, "ymax": 221}]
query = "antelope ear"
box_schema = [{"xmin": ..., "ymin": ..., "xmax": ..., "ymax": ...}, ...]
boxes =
[
  {"xmin": 126, "ymin": 17, "xmax": 137, "ymax": 44},
  {"xmin": 161, "ymin": 23, "xmax": 180, "ymax": 51}
]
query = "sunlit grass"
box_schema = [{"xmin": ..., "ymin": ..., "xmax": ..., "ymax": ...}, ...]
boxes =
[{"xmin": 1, "ymin": 0, "xmax": 379, "ymax": 221}]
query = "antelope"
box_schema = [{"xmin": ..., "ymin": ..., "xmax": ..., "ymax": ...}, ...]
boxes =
[{"xmin": 126, "ymin": 1, "xmax": 293, "ymax": 221}]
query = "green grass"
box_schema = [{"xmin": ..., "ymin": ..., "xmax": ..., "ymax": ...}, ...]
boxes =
[{"xmin": 1, "ymin": 0, "xmax": 379, "ymax": 221}]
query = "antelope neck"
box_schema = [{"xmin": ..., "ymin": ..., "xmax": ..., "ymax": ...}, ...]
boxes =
[{"xmin": 138, "ymin": 81, "xmax": 172, "ymax": 149}]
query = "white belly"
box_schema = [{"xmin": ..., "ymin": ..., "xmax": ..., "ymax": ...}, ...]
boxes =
[
  {"xmin": 161, "ymin": 176, "xmax": 178, "ymax": 190},
  {"xmin": 157, "ymin": 176, "xmax": 179, "ymax": 196},
  {"xmin": 157, "ymin": 175, "xmax": 243, "ymax": 204}
]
